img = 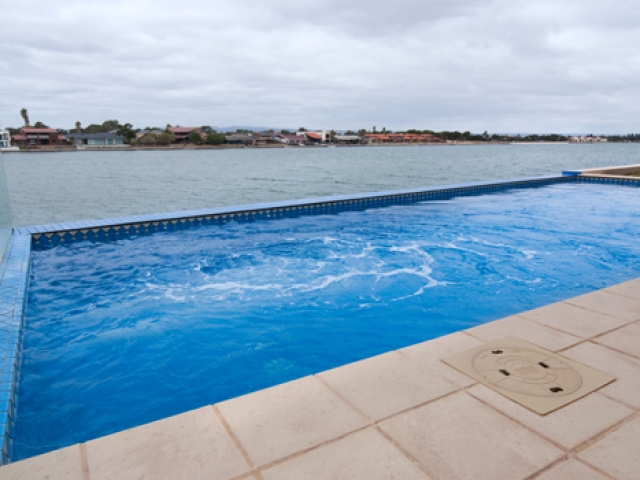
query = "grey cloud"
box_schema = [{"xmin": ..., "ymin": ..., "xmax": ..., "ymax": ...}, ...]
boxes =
[{"xmin": 1, "ymin": 0, "xmax": 639, "ymax": 132}]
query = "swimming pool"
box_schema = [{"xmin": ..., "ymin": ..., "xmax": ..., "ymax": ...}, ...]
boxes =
[{"xmin": 8, "ymin": 177, "xmax": 640, "ymax": 461}]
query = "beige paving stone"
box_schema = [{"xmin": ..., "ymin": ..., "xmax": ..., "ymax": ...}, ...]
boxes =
[
  {"xmin": 465, "ymin": 315, "xmax": 582, "ymax": 351},
  {"xmin": 519, "ymin": 302, "xmax": 627, "ymax": 338},
  {"xmin": 85, "ymin": 406, "xmax": 250, "ymax": 480},
  {"xmin": 468, "ymin": 385, "xmax": 633, "ymax": 449},
  {"xmin": 378, "ymin": 392, "xmax": 562, "ymax": 480},
  {"xmin": 594, "ymin": 322, "xmax": 640, "ymax": 359},
  {"xmin": 0, "ymin": 445, "xmax": 83, "ymax": 480},
  {"xmin": 565, "ymin": 290, "xmax": 640, "ymax": 322},
  {"xmin": 318, "ymin": 351, "xmax": 457, "ymax": 421},
  {"xmin": 217, "ymin": 376, "xmax": 368, "ymax": 468},
  {"xmin": 579, "ymin": 417, "xmax": 640, "ymax": 480},
  {"xmin": 561, "ymin": 342, "xmax": 640, "ymax": 408},
  {"xmin": 604, "ymin": 277, "xmax": 640, "ymax": 301},
  {"xmin": 400, "ymin": 332, "xmax": 485, "ymax": 387},
  {"xmin": 260, "ymin": 428, "xmax": 431, "ymax": 480},
  {"xmin": 535, "ymin": 459, "xmax": 608, "ymax": 480}
]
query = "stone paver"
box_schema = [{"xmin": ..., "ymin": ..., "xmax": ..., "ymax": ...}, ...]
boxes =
[
  {"xmin": 318, "ymin": 351, "xmax": 457, "ymax": 421},
  {"xmin": 519, "ymin": 302, "xmax": 627, "ymax": 338},
  {"xmin": 561, "ymin": 342, "xmax": 640, "ymax": 408},
  {"xmin": 605, "ymin": 278, "xmax": 640, "ymax": 301},
  {"xmin": 579, "ymin": 417, "xmax": 640, "ymax": 480},
  {"xmin": 260, "ymin": 428, "xmax": 431, "ymax": 480},
  {"xmin": 85, "ymin": 406, "xmax": 250, "ymax": 480},
  {"xmin": 566, "ymin": 290, "xmax": 640, "ymax": 322},
  {"xmin": 468, "ymin": 385, "xmax": 633, "ymax": 449},
  {"xmin": 400, "ymin": 332, "xmax": 484, "ymax": 387},
  {"xmin": 0, "ymin": 446, "xmax": 83, "ymax": 480},
  {"xmin": 217, "ymin": 376, "xmax": 368, "ymax": 468},
  {"xmin": 378, "ymin": 392, "xmax": 563, "ymax": 480},
  {"xmin": 594, "ymin": 322, "xmax": 640, "ymax": 359},
  {"xmin": 535, "ymin": 459, "xmax": 609, "ymax": 480},
  {"xmin": 465, "ymin": 315, "xmax": 582, "ymax": 351}
]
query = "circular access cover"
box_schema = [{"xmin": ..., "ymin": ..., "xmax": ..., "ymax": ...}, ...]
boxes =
[{"xmin": 472, "ymin": 347, "xmax": 583, "ymax": 397}]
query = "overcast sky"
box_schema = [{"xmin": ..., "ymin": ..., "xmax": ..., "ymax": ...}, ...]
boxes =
[{"xmin": 2, "ymin": 0, "xmax": 639, "ymax": 133}]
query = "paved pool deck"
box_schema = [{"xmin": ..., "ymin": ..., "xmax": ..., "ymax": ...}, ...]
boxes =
[{"xmin": 2, "ymin": 278, "xmax": 640, "ymax": 479}]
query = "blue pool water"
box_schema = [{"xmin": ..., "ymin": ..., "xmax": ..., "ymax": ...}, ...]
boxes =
[{"xmin": 14, "ymin": 182, "xmax": 640, "ymax": 459}]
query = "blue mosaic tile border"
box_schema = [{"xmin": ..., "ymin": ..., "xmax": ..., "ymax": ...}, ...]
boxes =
[
  {"xmin": 21, "ymin": 174, "xmax": 575, "ymax": 250},
  {"xmin": 576, "ymin": 175, "xmax": 640, "ymax": 186},
  {"xmin": 0, "ymin": 234, "xmax": 31, "ymax": 465}
]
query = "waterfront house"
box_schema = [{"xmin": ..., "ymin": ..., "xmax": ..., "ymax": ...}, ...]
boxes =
[
  {"xmin": 282, "ymin": 134, "xmax": 306, "ymax": 145},
  {"xmin": 272, "ymin": 133, "xmax": 307, "ymax": 145},
  {"xmin": 167, "ymin": 127, "xmax": 201, "ymax": 143},
  {"xmin": 299, "ymin": 130, "xmax": 330, "ymax": 144},
  {"xmin": 365, "ymin": 133, "xmax": 442, "ymax": 144},
  {"xmin": 136, "ymin": 129, "xmax": 164, "ymax": 138},
  {"xmin": 334, "ymin": 135, "xmax": 361, "ymax": 144},
  {"xmin": 67, "ymin": 132, "xmax": 125, "ymax": 147},
  {"xmin": 225, "ymin": 134, "xmax": 256, "ymax": 145},
  {"xmin": 11, "ymin": 128, "xmax": 66, "ymax": 147},
  {"xmin": 569, "ymin": 136, "xmax": 608, "ymax": 143}
]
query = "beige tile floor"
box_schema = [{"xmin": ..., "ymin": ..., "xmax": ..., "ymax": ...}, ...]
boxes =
[{"xmin": 1, "ymin": 276, "xmax": 639, "ymax": 480}]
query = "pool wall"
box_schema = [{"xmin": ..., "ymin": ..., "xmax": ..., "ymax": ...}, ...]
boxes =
[
  {"xmin": 0, "ymin": 234, "xmax": 30, "ymax": 464},
  {"xmin": 1, "ymin": 171, "xmax": 639, "ymax": 464}
]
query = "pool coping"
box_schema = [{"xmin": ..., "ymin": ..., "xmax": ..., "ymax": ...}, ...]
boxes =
[{"xmin": 1, "ymin": 170, "xmax": 639, "ymax": 469}]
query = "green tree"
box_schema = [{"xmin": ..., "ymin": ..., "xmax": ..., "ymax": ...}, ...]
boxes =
[
  {"xmin": 85, "ymin": 124, "xmax": 103, "ymax": 134},
  {"xmin": 75, "ymin": 121, "xmax": 82, "ymax": 133},
  {"xmin": 116, "ymin": 123, "xmax": 137, "ymax": 143},
  {"xmin": 189, "ymin": 131, "xmax": 202, "ymax": 144},
  {"xmin": 156, "ymin": 132, "xmax": 175, "ymax": 146},
  {"xmin": 138, "ymin": 134, "xmax": 157, "ymax": 146},
  {"xmin": 206, "ymin": 133, "xmax": 226, "ymax": 145},
  {"xmin": 101, "ymin": 120, "xmax": 119, "ymax": 132},
  {"xmin": 33, "ymin": 121, "xmax": 49, "ymax": 128}
]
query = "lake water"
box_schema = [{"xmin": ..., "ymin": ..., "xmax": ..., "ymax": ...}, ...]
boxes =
[{"xmin": 1, "ymin": 144, "xmax": 638, "ymax": 227}]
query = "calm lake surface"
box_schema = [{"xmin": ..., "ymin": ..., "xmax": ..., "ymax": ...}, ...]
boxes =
[{"xmin": 2, "ymin": 144, "xmax": 638, "ymax": 226}]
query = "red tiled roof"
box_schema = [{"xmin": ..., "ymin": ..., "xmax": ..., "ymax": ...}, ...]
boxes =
[
  {"xmin": 306, "ymin": 132, "xmax": 321, "ymax": 140},
  {"xmin": 11, "ymin": 134, "xmax": 26, "ymax": 140},
  {"xmin": 22, "ymin": 128, "xmax": 57, "ymax": 134}
]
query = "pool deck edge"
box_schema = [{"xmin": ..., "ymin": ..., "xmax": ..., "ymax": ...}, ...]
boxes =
[{"xmin": 1, "ymin": 277, "xmax": 639, "ymax": 479}]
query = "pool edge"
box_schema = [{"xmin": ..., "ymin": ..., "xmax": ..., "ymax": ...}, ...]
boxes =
[{"xmin": 0, "ymin": 234, "xmax": 31, "ymax": 464}]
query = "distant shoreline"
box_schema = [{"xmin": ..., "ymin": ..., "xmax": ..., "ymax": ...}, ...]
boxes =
[{"xmin": 2, "ymin": 141, "xmax": 627, "ymax": 153}]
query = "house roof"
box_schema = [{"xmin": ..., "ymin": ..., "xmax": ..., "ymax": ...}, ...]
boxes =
[
  {"xmin": 11, "ymin": 134, "xmax": 26, "ymax": 140},
  {"xmin": 67, "ymin": 133, "xmax": 123, "ymax": 140},
  {"xmin": 225, "ymin": 134, "xmax": 254, "ymax": 141},
  {"xmin": 306, "ymin": 132, "xmax": 322, "ymax": 140},
  {"xmin": 22, "ymin": 128, "xmax": 57, "ymax": 134},
  {"xmin": 168, "ymin": 127, "xmax": 200, "ymax": 134},
  {"xmin": 335, "ymin": 135, "xmax": 360, "ymax": 141}
]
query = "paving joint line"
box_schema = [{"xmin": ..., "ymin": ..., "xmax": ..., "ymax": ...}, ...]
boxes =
[{"xmin": 211, "ymin": 405, "xmax": 255, "ymax": 470}]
